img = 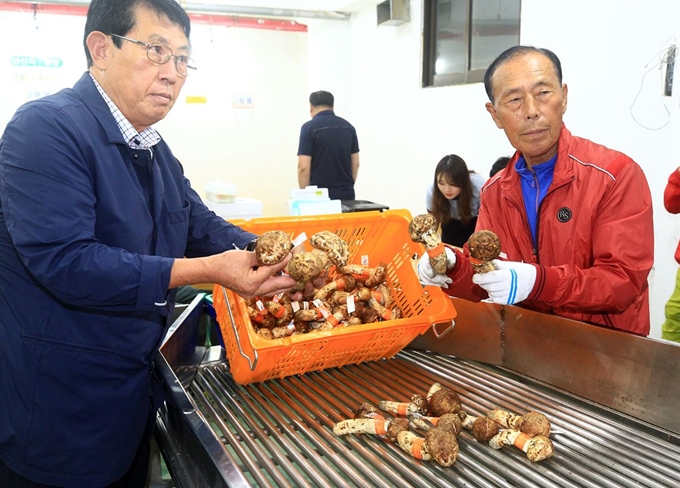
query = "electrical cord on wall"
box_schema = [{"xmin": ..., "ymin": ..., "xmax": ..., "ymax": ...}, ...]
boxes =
[{"xmin": 629, "ymin": 38, "xmax": 677, "ymax": 130}]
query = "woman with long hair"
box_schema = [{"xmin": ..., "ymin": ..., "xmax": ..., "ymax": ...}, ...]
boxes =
[{"xmin": 426, "ymin": 154, "xmax": 486, "ymax": 248}]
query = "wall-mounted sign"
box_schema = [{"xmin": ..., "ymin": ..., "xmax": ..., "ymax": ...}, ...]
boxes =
[
  {"xmin": 10, "ymin": 56, "xmax": 63, "ymax": 68},
  {"xmin": 232, "ymin": 95, "xmax": 254, "ymax": 109},
  {"xmin": 185, "ymin": 95, "xmax": 207, "ymax": 104}
]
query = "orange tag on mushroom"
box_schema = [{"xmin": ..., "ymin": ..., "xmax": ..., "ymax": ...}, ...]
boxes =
[
  {"xmin": 426, "ymin": 242, "xmax": 445, "ymax": 258},
  {"xmin": 513, "ymin": 432, "xmax": 532, "ymax": 450},
  {"xmin": 269, "ymin": 304, "xmax": 285, "ymax": 319},
  {"xmin": 396, "ymin": 403, "xmax": 409, "ymax": 416},
  {"xmin": 374, "ymin": 419, "xmax": 386, "ymax": 436},
  {"xmin": 411, "ymin": 438, "xmax": 426, "ymax": 459},
  {"xmin": 326, "ymin": 314, "xmax": 339, "ymax": 326}
]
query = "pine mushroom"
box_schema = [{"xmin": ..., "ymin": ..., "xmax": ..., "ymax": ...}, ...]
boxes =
[
  {"xmin": 396, "ymin": 429, "xmax": 459, "ymax": 467},
  {"xmin": 408, "ymin": 214, "xmax": 447, "ymax": 274},
  {"xmin": 467, "ymin": 230, "xmax": 501, "ymax": 273},
  {"xmin": 460, "ymin": 411, "xmax": 502, "ymax": 443},
  {"xmin": 333, "ymin": 417, "xmax": 409, "ymax": 442},
  {"xmin": 486, "ymin": 409, "xmax": 551, "ymax": 437},
  {"xmin": 408, "ymin": 412, "xmax": 462, "ymax": 436},
  {"xmin": 488, "ymin": 429, "xmax": 554, "ymax": 462},
  {"xmin": 426, "ymin": 383, "xmax": 463, "ymax": 416},
  {"xmin": 378, "ymin": 394, "xmax": 428, "ymax": 417},
  {"xmin": 310, "ymin": 230, "xmax": 349, "ymax": 268},
  {"xmin": 254, "ymin": 230, "xmax": 293, "ymax": 266}
]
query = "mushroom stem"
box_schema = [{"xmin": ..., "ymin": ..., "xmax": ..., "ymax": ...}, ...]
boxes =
[
  {"xmin": 396, "ymin": 431, "xmax": 432, "ymax": 461},
  {"xmin": 488, "ymin": 429, "xmax": 554, "ymax": 462},
  {"xmin": 378, "ymin": 395, "xmax": 428, "ymax": 416},
  {"xmin": 333, "ymin": 416, "xmax": 409, "ymax": 442},
  {"xmin": 333, "ymin": 417, "xmax": 388, "ymax": 436}
]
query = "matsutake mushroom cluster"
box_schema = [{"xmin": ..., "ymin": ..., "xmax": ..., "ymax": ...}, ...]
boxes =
[
  {"xmin": 246, "ymin": 230, "xmax": 403, "ymax": 340},
  {"xmin": 333, "ymin": 382, "xmax": 554, "ymax": 467}
]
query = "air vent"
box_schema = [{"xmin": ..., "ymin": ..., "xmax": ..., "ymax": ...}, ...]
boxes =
[{"xmin": 377, "ymin": 0, "xmax": 410, "ymax": 26}]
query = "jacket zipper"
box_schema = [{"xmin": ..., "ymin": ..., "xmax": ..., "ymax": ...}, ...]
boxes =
[{"xmin": 531, "ymin": 170, "xmax": 541, "ymax": 263}]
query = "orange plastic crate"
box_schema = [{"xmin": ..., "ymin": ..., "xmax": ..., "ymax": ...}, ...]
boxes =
[{"xmin": 212, "ymin": 209, "xmax": 457, "ymax": 384}]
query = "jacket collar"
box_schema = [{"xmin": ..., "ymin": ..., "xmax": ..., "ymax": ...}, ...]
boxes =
[
  {"xmin": 500, "ymin": 124, "xmax": 575, "ymax": 196},
  {"xmin": 72, "ymin": 71, "xmax": 127, "ymax": 146}
]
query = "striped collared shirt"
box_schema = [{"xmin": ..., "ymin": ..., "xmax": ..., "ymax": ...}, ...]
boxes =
[{"xmin": 89, "ymin": 73, "xmax": 161, "ymax": 150}]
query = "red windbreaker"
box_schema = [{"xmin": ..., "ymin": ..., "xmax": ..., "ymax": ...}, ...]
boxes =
[
  {"xmin": 664, "ymin": 169, "xmax": 680, "ymax": 264},
  {"xmin": 445, "ymin": 126, "xmax": 653, "ymax": 336}
]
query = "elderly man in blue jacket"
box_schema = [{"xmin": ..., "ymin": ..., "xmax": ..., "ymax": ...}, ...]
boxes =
[{"xmin": 0, "ymin": 1, "xmax": 295, "ymax": 486}]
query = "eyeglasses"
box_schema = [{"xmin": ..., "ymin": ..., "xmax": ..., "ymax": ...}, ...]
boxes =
[{"xmin": 108, "ymin": 33, "xmax": 197, "ymax": 77}]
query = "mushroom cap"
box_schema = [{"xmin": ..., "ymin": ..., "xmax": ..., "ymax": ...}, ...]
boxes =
[
  {"xmin": 287, "ymin": 251, "xmax": 325, "ymax": 283},
  {"xmin": 408, "ymin": 214, "xmax": 438, "ymax": 241},
  {"xmin": 362, "ymin": 308, "xmax": 380, "ymax": 324},
  {"xmin": 525, "ymin": 435, "xmax": 554, "ymax": 462},
  {"xmin": 472, "ymin": 417, "xmax": 501, "ymax": 443},
  {"xmin": 386, "ymin": 418, "xmax": 410, "ymax": 442},
  {"xmin": 310, "ymin": 231, "xmax": 349, "ymax": 267},
  {"xmin": 437, "ymin": 413, "xmax": 463, "ymax": 436},
  {"xmin": 467, "ymin": 230, "xmax": 501, "ymax": 261},
  {"xmin": 364, "ymin": 262, "xmax": 387, "ymax": 288},
  {"xmin": 425, "ymin": 428, "xmax": 459, "ymax": 467},
  {"xmin": 410, "ymin": 394, "xmax": 429, "ymax": 415},
  {"xmin": 517, "ymin": 411, "xmax": 551, "ymax": 437},
  {"xmin": 354, "ymin": 402, "xmax": 381, "ymax": 419},
  {"xmin": 254, "ymin": 230, "xmax": 293, "ymax": 265},
  {"xmin": 428, "ymin": 387, "xmax": 463, "ymax": 417}
]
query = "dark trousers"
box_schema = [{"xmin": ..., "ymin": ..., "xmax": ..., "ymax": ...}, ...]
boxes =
[{"xmin": 0, "ymin": 437, "xmax": 151, "ymax": 488}]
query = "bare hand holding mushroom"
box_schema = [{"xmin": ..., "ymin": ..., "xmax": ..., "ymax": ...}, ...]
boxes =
[{"xmin": 171, "ymin": 250, "xmax": 296, "ymax": 300}]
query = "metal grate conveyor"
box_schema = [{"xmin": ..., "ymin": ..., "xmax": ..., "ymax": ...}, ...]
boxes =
[{"xmin": 164, "ymin": 349, "xmax": 680, "ymax": 487}]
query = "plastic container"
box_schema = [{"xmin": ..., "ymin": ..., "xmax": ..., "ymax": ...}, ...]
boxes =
[
  {"xmin": 213, "ymin": 209, "xmax": 457, "ymax": 384},
  {"xmin": 205, "ymin": 180, "xmax": 237, "ymax": 203}
]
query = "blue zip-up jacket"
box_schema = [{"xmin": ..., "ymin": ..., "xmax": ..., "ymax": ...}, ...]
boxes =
[{"xmin": 0, "ymin": 72, "xmax": 255, "ymax": 487}]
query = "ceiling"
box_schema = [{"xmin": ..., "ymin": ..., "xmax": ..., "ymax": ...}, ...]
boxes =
[
  {"xmin": 3, "ymin": 0, "xmax": 385, "ymax": 21},
  {"xmin": 185, "ymin": 1, "xmax": 382, "ymax": 13}
]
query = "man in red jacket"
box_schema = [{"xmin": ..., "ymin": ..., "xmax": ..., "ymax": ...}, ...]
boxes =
[
  {"xmin": 419, "ymin": 46, "xmax": 653, "ymax": 336},
  {"xmin": 661, "ymin": 168, "xmax": 680, "ymax": 342}
]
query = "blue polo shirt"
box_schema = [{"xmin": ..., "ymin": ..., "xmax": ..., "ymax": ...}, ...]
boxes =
[{"xmin": 297, "ymin": 109, "xmax": 359, "ymax": 200}]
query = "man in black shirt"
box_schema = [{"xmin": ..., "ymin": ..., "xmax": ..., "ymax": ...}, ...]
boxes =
[{"xmin": 297, "ymin": 91, "xmax": 360, "ymax": 200}]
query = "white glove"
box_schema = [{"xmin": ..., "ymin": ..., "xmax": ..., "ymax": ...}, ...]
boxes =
[
  {"xmin": 417, "ymin": 247, "xmax": 456, "ymax": 287},
  {"xmin": 472, "ymin": 260, "xmax": 537, "ymax": 305}
]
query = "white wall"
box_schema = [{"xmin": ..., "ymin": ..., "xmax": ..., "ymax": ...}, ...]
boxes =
[
  {"xmin": 1, "ymin": 1, "xmax": 679, "ymax": 339},
  {"xmin": 154, "ymin": 25, "xmax": 309, "ymax": 217}
]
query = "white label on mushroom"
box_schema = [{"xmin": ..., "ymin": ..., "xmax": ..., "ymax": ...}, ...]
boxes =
[
  {"xmin": 346, "ymin": 295, "xmax": 356, "ymax": 314},
  {"xmin": 318, "ymin": 306, "xmax": 331, "ymax": 318},
  {"xmin": 292, "ymin": 232, "xmax": 308, "ymax": 248},
  {"xmin": 291, "ymin": 301, "xmax": 300, "ymax": 312},
  {"xmin": 255, "ymin": 300, "xmax": 265, "ymax": 311}
]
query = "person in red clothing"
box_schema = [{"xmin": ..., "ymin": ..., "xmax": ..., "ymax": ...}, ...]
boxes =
[
  {"xmin": 661, "ymin": 168, "xmax": 680, "ymax": 342},
  {"xmin": 418, "ymin": 45, "xmax": 653, "ymax": 336}
]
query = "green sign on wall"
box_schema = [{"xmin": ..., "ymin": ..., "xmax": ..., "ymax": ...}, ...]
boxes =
[{"xmin": 10, "ymin": 56, "xmax": 63, "ymax": 68}]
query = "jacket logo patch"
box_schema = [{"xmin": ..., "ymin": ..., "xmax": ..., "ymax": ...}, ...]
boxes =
[{"xmin": 557, "ymin": 207, "xmax": 572, "ymax": 223}]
